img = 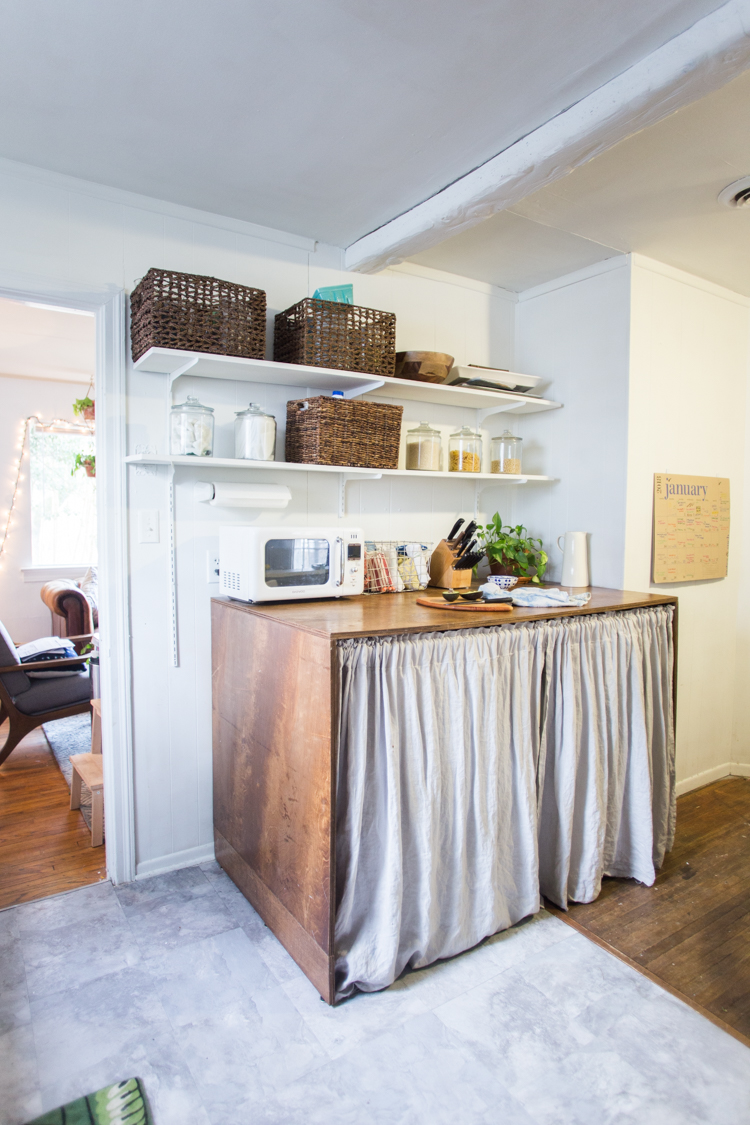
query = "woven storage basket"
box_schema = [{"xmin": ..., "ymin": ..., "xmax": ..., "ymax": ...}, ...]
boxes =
[
  {"xmin": 285, "ymin": 397, "xmax": 403, "ymax": 469},
  {"xmin": 274, "ymin": 298, "xmax": 396, "ymax": 377},
  {"xmin": 130, "ymin": 268, "xmax": 266, "ymax": 363}
]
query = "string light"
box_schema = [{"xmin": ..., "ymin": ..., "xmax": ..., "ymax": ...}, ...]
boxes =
[{"xmin": 0, "ymin": 415, "xmax": 39, "ymax": 568}]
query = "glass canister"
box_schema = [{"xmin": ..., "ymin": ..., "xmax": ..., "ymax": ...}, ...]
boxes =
[
  {"xmin": 234, "ymin": 403, "xmax": 277, "ymax": 461},
  {"xmin": 449, "ymin": 425, "xmax": 482, "ymax": 472},
  {"xmin": 170, "ymin": 395, "xmax": 214, "ymax": 456},
  {"xmin": 405, "ymin": 421, "xmax": 441, "ymax": 471},
  {"xmin": 491, "ymin": 429, "xmax": 523, "ymax": 474}
]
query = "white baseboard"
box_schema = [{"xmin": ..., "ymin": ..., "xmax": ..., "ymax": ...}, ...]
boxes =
[
  {"xmin": 135, "ymin": 843, "xmax": 215, "ymax": 880},
  {"xmin": 675, "ymin": 761, "xmax": 750, "ymax": 796}
]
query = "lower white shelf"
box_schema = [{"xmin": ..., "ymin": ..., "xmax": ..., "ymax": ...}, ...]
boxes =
[{"xmin": 124, "ymin": 454, "xmax": 556, "ymax": 484}]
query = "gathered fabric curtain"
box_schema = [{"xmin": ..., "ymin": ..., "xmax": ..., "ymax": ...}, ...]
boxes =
[{"xmin": 334, "ymin": 606, "xmax": 674, "ymax": 1000}]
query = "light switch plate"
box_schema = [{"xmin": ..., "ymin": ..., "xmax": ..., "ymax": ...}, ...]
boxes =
[{"xmin": 137, "ymin": 509, "xmax": 160, "ymax": 543}]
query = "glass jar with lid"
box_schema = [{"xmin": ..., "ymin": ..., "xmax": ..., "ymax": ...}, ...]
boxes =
[
  {"xmin": 491, "ymin": 429, "xmax": 523, "ymax": 474},
  {"xmin": 449, "ymin": 425, "xmax": 482, "ymax": 473},
  {"xmin": 234, "ymin": 403, "xmax": 277, "ymax": 461},
  {"xmin": 170, "ymin": 395, "xmax": 214, "ymax": 457},
  {"xmin": 405, "ymin": 421, "xmax": 441, "ymax": 471}
]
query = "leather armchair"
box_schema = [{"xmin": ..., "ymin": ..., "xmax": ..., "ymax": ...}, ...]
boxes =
[{"xmin": 40, "ymin": 581, "xmax": 94, "ymax": 638}]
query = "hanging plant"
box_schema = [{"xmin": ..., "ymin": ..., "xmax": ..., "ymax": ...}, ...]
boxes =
[
  {"xmin": 73, "ymin": 396, "xmax": 95, "ymax": 422},
  {"xmin": 477, "ymin": 513, "xmax": 547, "ymax": 585},
  {"xmin": 72, "ymin": 453, "xmax": 96, "ymax": 478}
]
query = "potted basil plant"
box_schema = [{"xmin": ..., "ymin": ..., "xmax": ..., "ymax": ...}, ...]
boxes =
[{"xmin": 477, "ymin": 513, "xmax": 547, "ymax": 585}]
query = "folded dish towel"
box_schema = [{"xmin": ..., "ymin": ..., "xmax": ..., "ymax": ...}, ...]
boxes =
[
  {"xmin": 477, "ymin": 583, "xmax": 513, "ymax": 601},
  {"xmin": 510, "ymin": 587, "xmax": 591, "ymax": 608}
]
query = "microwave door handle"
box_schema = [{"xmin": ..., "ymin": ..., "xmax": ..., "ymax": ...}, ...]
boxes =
[{"xmin": 336, "ymin": 537, "xmax": 345, "ymax": 586}]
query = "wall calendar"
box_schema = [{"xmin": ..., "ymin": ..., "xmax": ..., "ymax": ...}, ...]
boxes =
[{"xmin": 652, "ymin": 474, "xmax": 730, "ymax": 584}]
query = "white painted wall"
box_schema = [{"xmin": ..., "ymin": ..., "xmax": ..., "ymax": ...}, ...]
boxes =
[
  {"xmin": 0, "ymin": 373, "xmax": 90, "ymax": 642},
  {"xmin": 511, "ymin": 258, "xmax": 632, "ymax": 589},
  {"xmin": 0, "ymin": 159, "xmax": 518, "ymax": 875},
  {"xmin": 514, "ymin": 253, "xmax": 750, "ymax": 794},
  {"xmin": 624, "ymin": 256, "xmax": 750, "ymax": 791}
]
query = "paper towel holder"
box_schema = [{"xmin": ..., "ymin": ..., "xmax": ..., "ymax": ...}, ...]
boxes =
[{"xmin": 194, "ymin": 482, "xmax": 291, "ymax": 509}]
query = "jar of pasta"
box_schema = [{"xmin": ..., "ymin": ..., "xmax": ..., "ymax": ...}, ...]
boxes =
[
  {"xmin": 491, "ymin": 429, "xmax": 523, "ymax": 475},
  {"xmin": 449, "ymin": 426, "xmax": 482, "ymax": 473},
  {"xmin": 405, "ymin": 421, "xmax": 441, "ymax": 471}
]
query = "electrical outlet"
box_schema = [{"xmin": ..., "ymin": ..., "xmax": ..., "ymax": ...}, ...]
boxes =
[
  {"xmin": 207, "ymin": 552, "xmax": 220, "ymax": 583},
  {"xmin": 137, "ymin": 509, "xmax": 160, "ymax": 543}
]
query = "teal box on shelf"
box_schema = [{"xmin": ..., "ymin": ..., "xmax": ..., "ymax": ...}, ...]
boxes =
[{"xmin": 312, "ymin": 284, "xmax": 353, "ymax": 304}]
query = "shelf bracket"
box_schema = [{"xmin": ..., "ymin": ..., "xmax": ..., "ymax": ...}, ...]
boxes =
[
  {"xmin": 338, "ymin": 471, "xmax": 382, "ymax": 518},
  {"xmin": 343, "ymin": 378, "xmax": 385, "ymax": 398},
  {"xmin": 168, "ymin": 356, "xmax": 200, "ymax": 389},
  {"xmin": 477, "ymin": 403, "xmax": 517, "ymax": 424},
  {"xmin": 473, "ymin": 477, "xmax": 528, "ymax": 517}
]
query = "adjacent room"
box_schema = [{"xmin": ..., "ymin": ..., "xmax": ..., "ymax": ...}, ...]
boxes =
[
  {"xmin": 0, "ymin": 3, "xmax": 749, "ymax": 1124},
  {"xmin": 0, "ymin": 298, "xmax": 104, "ymax": 905}
]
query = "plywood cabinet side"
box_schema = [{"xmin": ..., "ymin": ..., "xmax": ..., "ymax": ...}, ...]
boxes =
[{"xmin": 211, "ymin": 600, "xmax": 336, "ymax": 1001}]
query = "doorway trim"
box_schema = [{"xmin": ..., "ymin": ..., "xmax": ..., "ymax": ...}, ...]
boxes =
[{"xmin": 0, "ymin": 270, "xmax": 135, "ymax": 884}]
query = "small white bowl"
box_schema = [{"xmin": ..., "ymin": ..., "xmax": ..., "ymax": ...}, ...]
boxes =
[{"xmin": 487, "ymin": 575, "xmax": 518, "ymax": 590}]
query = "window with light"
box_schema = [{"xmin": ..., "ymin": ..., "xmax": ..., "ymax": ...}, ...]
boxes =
[{"xmin": 30, "ymin": 422, "xmax": 97, "ymax": 565}]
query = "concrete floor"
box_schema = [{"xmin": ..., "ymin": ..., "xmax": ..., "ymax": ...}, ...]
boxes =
[{"xmin": 2, "ymin": 861, "xmax": 749, "ymax": 1125}]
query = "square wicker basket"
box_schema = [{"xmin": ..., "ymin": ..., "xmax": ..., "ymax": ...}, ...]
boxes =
[
  {"xmin": 274, "ymin": 298, "xmax": 396, "ymax": 377},
  {"xmin": 285, "ymin": 397, "xmax": 403, "ymax": 469},
  {"xmin": 130, "ymin": 268, "xmax": 266, "ymax": 363}
]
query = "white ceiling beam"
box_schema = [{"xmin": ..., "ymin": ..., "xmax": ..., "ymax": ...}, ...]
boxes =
[{"xmin": 345, "ymin": 0, "xmax": 750, "ymax": 273}]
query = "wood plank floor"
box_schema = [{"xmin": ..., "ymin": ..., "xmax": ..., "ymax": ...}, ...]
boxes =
[
  {"xmin": 552, "ymin": 777, "xmax": 750, "ymax": 1042},
  {"xmin": 0, "ymin": 721, "xmax": 106, "ymax": 909}
]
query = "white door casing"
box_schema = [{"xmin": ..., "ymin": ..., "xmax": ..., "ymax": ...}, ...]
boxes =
[{"xmin": 0, "ymin": 270, "xmax": 135, "ymax": 884}]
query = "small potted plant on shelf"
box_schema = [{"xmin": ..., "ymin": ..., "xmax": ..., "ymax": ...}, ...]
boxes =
[
  {"xmin": 73, "ymin": 396, "xmax": 95, "ymax": 422},
  {"xmin": 477, "ymin": 513, "xmax": 548, "ymax": 585},
  {"xmin": 72, "ymin": 453, "xmax": 96, "ymax": 478}
]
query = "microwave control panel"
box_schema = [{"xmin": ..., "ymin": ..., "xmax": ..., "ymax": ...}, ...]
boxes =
[{"xmin": 342, "ymin": 532, "xmax": 364, "ymax": 591}]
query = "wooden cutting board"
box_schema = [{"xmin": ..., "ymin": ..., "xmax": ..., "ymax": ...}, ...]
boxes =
[{"xmin": 416, "ymin": 597, "xmax": 513, "ymax": 612}]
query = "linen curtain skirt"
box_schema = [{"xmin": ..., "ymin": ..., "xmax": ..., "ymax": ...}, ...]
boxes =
[{"xmin": 334, "ymin": 606, "xmax": 675, "ymax": 1000}]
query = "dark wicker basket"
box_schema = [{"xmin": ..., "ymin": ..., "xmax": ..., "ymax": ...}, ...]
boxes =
[
  {"xmin": 274, "ymin": 298, "xmax": 396, "ymax": 377},
  {"xmin": 130, "ymin": 268, "xmax": 266, "ymax": 363},
  {"xmin": 285, "ymin": 397, "xmax": 403, "ymax": 469}
]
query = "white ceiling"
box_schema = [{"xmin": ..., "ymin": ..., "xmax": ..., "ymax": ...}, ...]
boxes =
[
  {"xmin": 0, "ymin": 0, "xmax": 728, "ymax": 246},
  {"xmin": 0, "ymin": 299, "xmax": 95, "ymax": 384},
  {"xmin": 408, "ymin": 212, "xmax": 620, "ymax": 293},
  {"xmin": 412, "ymin": 66, "xmax": 750, "ymax": 294}
]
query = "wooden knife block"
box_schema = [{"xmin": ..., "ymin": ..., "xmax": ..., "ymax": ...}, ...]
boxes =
[{"xmin": 428, "ymin": 539, "xmax": 473, "ymax": 589}]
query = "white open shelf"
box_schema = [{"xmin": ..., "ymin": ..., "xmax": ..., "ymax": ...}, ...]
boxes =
[
  {"xmin": 133, "ymin": 346, "xmax": 562, "ymax": 417},
  {"xmin": 124, "ymin": 454, "xmax": 556, "ymax": 484}
]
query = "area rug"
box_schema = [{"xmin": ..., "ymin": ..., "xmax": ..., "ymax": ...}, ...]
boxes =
[
  {"xmin": 42, "ymin": 713, "xmax": 96, "ymax": 834},
  {"xmin": 25, "ymin": 1077, "xmax": 151, "ymax": 1125}
]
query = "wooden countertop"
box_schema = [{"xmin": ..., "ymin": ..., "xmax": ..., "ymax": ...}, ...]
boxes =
[{"xmin": 212, "ymin": 586, "xmax": 677, "ymax": 641}]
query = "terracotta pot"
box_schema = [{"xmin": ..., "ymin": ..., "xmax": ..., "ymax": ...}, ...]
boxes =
[
  {"xmin": 82, "ymin": 404, "xmax": 95, "ymax": 422},
  {"xmin": 84, "ymin": 461, "xmax": 95, "ymax": 478}
]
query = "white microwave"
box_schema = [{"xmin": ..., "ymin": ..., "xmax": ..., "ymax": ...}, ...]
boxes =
[{"xmin": 219, "ymin": 525, "xmax": 365, "ymax": 603}]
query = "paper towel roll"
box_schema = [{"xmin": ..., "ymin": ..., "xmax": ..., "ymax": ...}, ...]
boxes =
[{"xmin": 195, "ymin": 482, "xmax": 291, "ymax": 509}]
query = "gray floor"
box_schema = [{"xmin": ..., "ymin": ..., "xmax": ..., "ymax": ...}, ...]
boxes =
[{"xmin": 1, "ymin": 863, "xmax": 749, "ymax": 1125}]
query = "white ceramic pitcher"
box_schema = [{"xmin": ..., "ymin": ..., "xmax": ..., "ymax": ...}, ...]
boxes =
[{"xmin": 557, "ymin": 531, "xmax": 589, "ymax": 587}]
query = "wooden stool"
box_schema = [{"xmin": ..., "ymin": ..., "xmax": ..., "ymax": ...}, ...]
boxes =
[
  {"xmin": 70, "ymin": 752, "xmax": 104, "ymax": 847},
  {"xmin": 91, "ymin": 698, "xmax": 102, "ymax": 754}
]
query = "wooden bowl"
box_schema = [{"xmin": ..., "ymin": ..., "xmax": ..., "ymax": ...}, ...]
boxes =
[{"xmin": 394, "ymin": 351, "xmax": 454, "ymax": 384}]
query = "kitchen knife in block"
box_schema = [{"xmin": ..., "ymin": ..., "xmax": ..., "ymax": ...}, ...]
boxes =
[{"xmin": 428, "ymin": 539, "xmax": 472, "ymax": 589}]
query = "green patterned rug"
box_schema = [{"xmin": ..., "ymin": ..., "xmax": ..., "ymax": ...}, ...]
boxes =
[{"xmin": 26, "ymin": 1078, "xmax": 151, "ymax": 1125}]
